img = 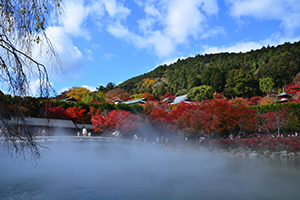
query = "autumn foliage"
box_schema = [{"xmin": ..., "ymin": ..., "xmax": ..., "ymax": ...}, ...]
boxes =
[
  {"xmin": 64, "ymin": 106, "xmax": 86, "ymax": 123},
  {"xmin": 49, "ymin": 106, "xmax": 65, "ymax": 119},
  {"xmin": 145, "ymin": 99, "xmax": 259, "ymax": 138},
  {"xmin": 261, "ymin": 108, "xmax": 290, "ymax": 135},
  {"xmin": 143, "ymin": 92, "xmax": 155, "ymax": 101},
  {"xmin": 249, "ymin": 96, "xmax": 262, "ymax": 105},
  {"xmin": 91, "ymin": 110, "xmax": 136, "ymax": 134},
  {"xmin": 40, "ymin": 100, "xmax": 65, "ymax": 119},
  {"xmin": 105, "ymin": 88, "xmax": 130, "ymax": 101}
]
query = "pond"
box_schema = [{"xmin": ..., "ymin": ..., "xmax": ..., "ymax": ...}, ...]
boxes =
[{"xmin": 1, "ymin": 138, "xmax": 300, "ymax": 200}]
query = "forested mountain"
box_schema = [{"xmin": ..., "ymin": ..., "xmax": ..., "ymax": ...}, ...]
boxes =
[{"xmin": 118, "ymin": 41, "xmax": 300, "ymax": 99}]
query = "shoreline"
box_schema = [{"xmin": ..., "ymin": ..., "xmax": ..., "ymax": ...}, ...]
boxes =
[{"xmin": 164, "ymin": 138, "xmax": 300, "ymax": 159}]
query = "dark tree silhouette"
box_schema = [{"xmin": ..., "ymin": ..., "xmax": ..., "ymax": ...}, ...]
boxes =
[{"xmin": 0, "ymin": 0, "xmax": 62, "ymax": 161}]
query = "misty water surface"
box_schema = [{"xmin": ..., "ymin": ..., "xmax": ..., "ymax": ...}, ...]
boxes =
[{"xmin": 1, "ymin": 139, "xmax": 300, "ymax": 200}]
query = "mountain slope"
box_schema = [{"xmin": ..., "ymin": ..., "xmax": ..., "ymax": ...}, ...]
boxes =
[{"xmin": 118, "ymin": 41, "xmax": 300, "ymax": 99}]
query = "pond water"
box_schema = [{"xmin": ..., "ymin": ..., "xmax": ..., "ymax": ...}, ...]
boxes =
[{"xmin": 1, "ymin": 139, "xmax": 300, "ymax": 200}]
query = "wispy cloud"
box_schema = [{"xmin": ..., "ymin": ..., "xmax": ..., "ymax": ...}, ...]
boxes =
[
  {"xmin": 202, "ymin": 34, "xmax": 300, "ymax": 54},
  {"xmin": 107, "ymin": 0, "xmax": 222, "ymax": 59},
  {"xmin": 40, "ymin": 26, "xmax": 85, "ymax": 81},
  {"xmin": 104, "ymin": 53, "xmax": 117, "ymax": 60},
  {"xmin": 81, "ymin": 85, "xmax": 97, "ymax": 92},
  {"xmin": 28, "ymin": 79, "xmax": 54, "ymax": 97},
  {"xmin": 226, "ymin": 0, "xmax": 300, "ymax": 35}
]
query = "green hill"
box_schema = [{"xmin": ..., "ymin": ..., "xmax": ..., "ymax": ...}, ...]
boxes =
[{"xmin": 118, "ymin": 41, "xmax": 300, "ymax": 99}]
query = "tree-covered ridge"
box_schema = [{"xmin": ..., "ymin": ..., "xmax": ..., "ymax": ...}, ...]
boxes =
[{"xmin": 118, "ymin": 41, "xmax": 300, "ymax": 98}]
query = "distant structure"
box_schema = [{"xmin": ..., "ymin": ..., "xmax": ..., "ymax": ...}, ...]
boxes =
[
  {"xmin": 163, "ymin": 94, "xmax": 191, "ymax": 105},
  {"xmin": 112, "ymin": 99, "xmax": 124, "ymax": 104},
  {"xmin": 60, "ymin": 97, "xmax": 78, "ymax": 104},
  {"xmin": 276, "ymin": 92, "xmax": 292, "ymax": 103},
  {"xmin": 22, "ymin": 117, "xmax": 77, "ymax": 136},
  {"xmin": 14, "ymin": 117, "xmax": 93, "ymax": 136},
  {"xmin": 123, "ymin": 98, "xmax": 147, "ymax": 105}
]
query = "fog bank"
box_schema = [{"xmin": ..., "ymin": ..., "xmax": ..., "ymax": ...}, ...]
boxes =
[{"xmin": 1, "ymin": 140, "xmax": 300, "ymax": 199}]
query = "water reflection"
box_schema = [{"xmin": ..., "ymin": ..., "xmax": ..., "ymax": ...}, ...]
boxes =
[{"xmin": 1, "ymin": 140, "xmax": 300, "ymax": 200}]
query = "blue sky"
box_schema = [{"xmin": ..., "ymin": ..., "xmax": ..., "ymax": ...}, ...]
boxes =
[{"xmin": 31, "ymin": 0, "xmax": 300, "ymax": 96}]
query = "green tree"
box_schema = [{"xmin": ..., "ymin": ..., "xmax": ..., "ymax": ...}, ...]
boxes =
[
  {"xmin": 224, "ymin": 69, "xmax": 237, "ymax": 98},
  {"xmin": 187, "ymin": 85, "xmax": 214, "ymax": 101},
  {"xmin": 130, "ymin": 93, "xmax": 144, "ymax": 100},
  {"xmin": 157, "ymin": 84, "xmax": 167, "ymax": 97},
  {"xmin": 233, "ymin": 69, "xmax": 259, "ymax": 98},
  {"xmin": 106, "ymin": 82, "xmax": 116, "ymax": 91},
  {"xmin": 95, "ymin": 91, "xmax": 107, "ymax": 103},
  {"xmin": 210, "ymin": 68, "xmax": 224, "ymax": 93},
  {"xmin": 259, "ymin": 77, "xmax": 275, "ymax": 94},
  {"xmin": 81, "ymin": 93, "xmax": 94, "ymax": 104}
]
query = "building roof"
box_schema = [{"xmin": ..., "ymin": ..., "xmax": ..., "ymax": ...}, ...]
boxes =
[
  {"xmin": 60, "ymin": 97, "xmax": 78, "ymax": 103},
  {"xmin": 162, "ymin": 97, "xmax": 173, "ymax": 103},
  {"xmin": 113, "ymin": 99, "xmax": 124, "ymax": 103},
  {"xmin": 74, "ymin": 123, "xmax": 94, "ymax": 130},
  {"xmin": 123, "ymin": 98, "xmax": 146, "ymax": 105},
  {"xmin": 277, "ymin": 92, "xmax": 291, "ymax": 98},
  {"xmin": 170, "ymin": 94, "xmax": 190, "ymax": 105}
]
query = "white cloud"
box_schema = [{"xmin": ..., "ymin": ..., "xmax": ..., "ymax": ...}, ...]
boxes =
[
  {"xmin": 62, "ymin": 0, "xmax": 107, "ymax": 38},
  {"xmin": 226, "ymin": 0, "xmax": 300, "ymax": 33},
  {"xmin": 33, "ymin": 0, "xmax": 107, "ymax": 83},
  {"xmin": 106, "ymin": 0, "xmax": 222, "ymax": 59},
  {"xmin": 104, "ymin": 53, "xmax": 117, "ymax": 59},
  {"xmin": 44, "ymin": 27, "xmax": 85, "ymax": 80},
  {"xmin": 164, "ymin": 0, "xmax": 206, "ymax": 43},
  {"xmin": 28, "ymin": 79, "xmax": 54, "ymax": 97},
  {"xmin": 203, "ymin": 41, "xmax": 263, "ymax": 54},
  {"xmin": 62, "ymin": 0, "xmax": 92, "ymax": 39},
  {"xmin": 85, "ymin": 49, "xmax": 93, "ymax": 61},
  {"xmin": 107, "ymin": 22, "xmax": 131, "ymax": 38},
  {"xmin": 202, "ymin": 35, "xmax": 300, "ymax": 54},
  {"xmin": 58, "ymin": 86, "xmax": 71, "ymax": 94},
  {"xmin": 81, "ymin": 85, "xmax": 97, "ymax": 92},
  {"xmin": 103, "ymin": 0, "xmax": 131, "ymax": 19}
]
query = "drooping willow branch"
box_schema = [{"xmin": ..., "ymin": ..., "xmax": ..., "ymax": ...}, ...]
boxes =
[{"xmin": 0, "ymin": 0, "xmax": 63, "ymax": 162}]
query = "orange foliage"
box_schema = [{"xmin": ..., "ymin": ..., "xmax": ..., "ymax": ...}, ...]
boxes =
[
  {"xmin": 259, "ymin": 96, "xmax": 275, "ymax": 105},
  {"xmin": 143, "ymin": 92, "xmax": 155, "ymax": 101},
  {"xmin": 67, "ymin": 87, "xmax": 90, "ymax": 101},
  {"xmin": 230, "ymin": 97, "xmax": 250, "ymax": 106},
  {"xmin": 105, "ymin": 88, "xmax": 130, "ymax": 101},
  {"xmin": 142, "ymin": 78, "xmax": 158, "ymax": 88}
]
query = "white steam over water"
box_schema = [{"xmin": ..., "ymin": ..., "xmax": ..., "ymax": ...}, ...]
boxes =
[{"xmin": 1, "ymin": 139, "xmax": 300, "ymax": 199}]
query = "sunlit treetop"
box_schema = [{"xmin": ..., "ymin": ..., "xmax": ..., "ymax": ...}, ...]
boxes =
[{"xmin": 1, "ymin": 0, "xmax": 62, "ymax": 35}]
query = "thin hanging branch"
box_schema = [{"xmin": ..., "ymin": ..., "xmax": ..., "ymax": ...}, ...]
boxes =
[{"xmin": 0, "ymin": 0, "xmax": 63, "ymax": 162}]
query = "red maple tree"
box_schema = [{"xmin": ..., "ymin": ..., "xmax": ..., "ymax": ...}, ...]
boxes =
[
  {"xmin": 286, "ymin": 84, "xmax": 299, "ymax": 95},
  {"xmin": 261, "ymin": 107, "xmax": 290, "ymax": 136},
  {"xmin": 249, "ymin": 96, "xmax": 262, "ymax": 105},
  {"xmin": 164, "ymin": 93, "xmax": 175, "ymax": 101},
  {"xmin": 40, "ymin": 100, "xmax": 65, "ymax": 119},
  {"xmin": 231, "ymin": 104, "xmax": 258, "ymax": 135},
  {"xmin": 171, "ymin": 102, "xmax": 213, "ymax": 137},
  {"xmin": 91, "ymin": 110, "xmax": 136, "ymax": 134},
  {"xmin": 49, "ymin": 106, "xmax": 65, "ymax": 119},
  {"xmin": 64, "ymin": 106, "xmax": 86, "ymax": 123},
  {"xmin": 143, "ymin": 92, "xmax": 155, "ymax": 101}
]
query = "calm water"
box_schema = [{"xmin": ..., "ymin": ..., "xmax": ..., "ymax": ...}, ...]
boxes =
[{"xmin": 1, "ymin": 140, "xmax": 300, "ymax": 200}]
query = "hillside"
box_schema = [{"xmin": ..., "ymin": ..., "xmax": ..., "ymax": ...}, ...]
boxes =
[{"xmin": 118, "ymin": 41, "xmax": 300, "ymax": 99}]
